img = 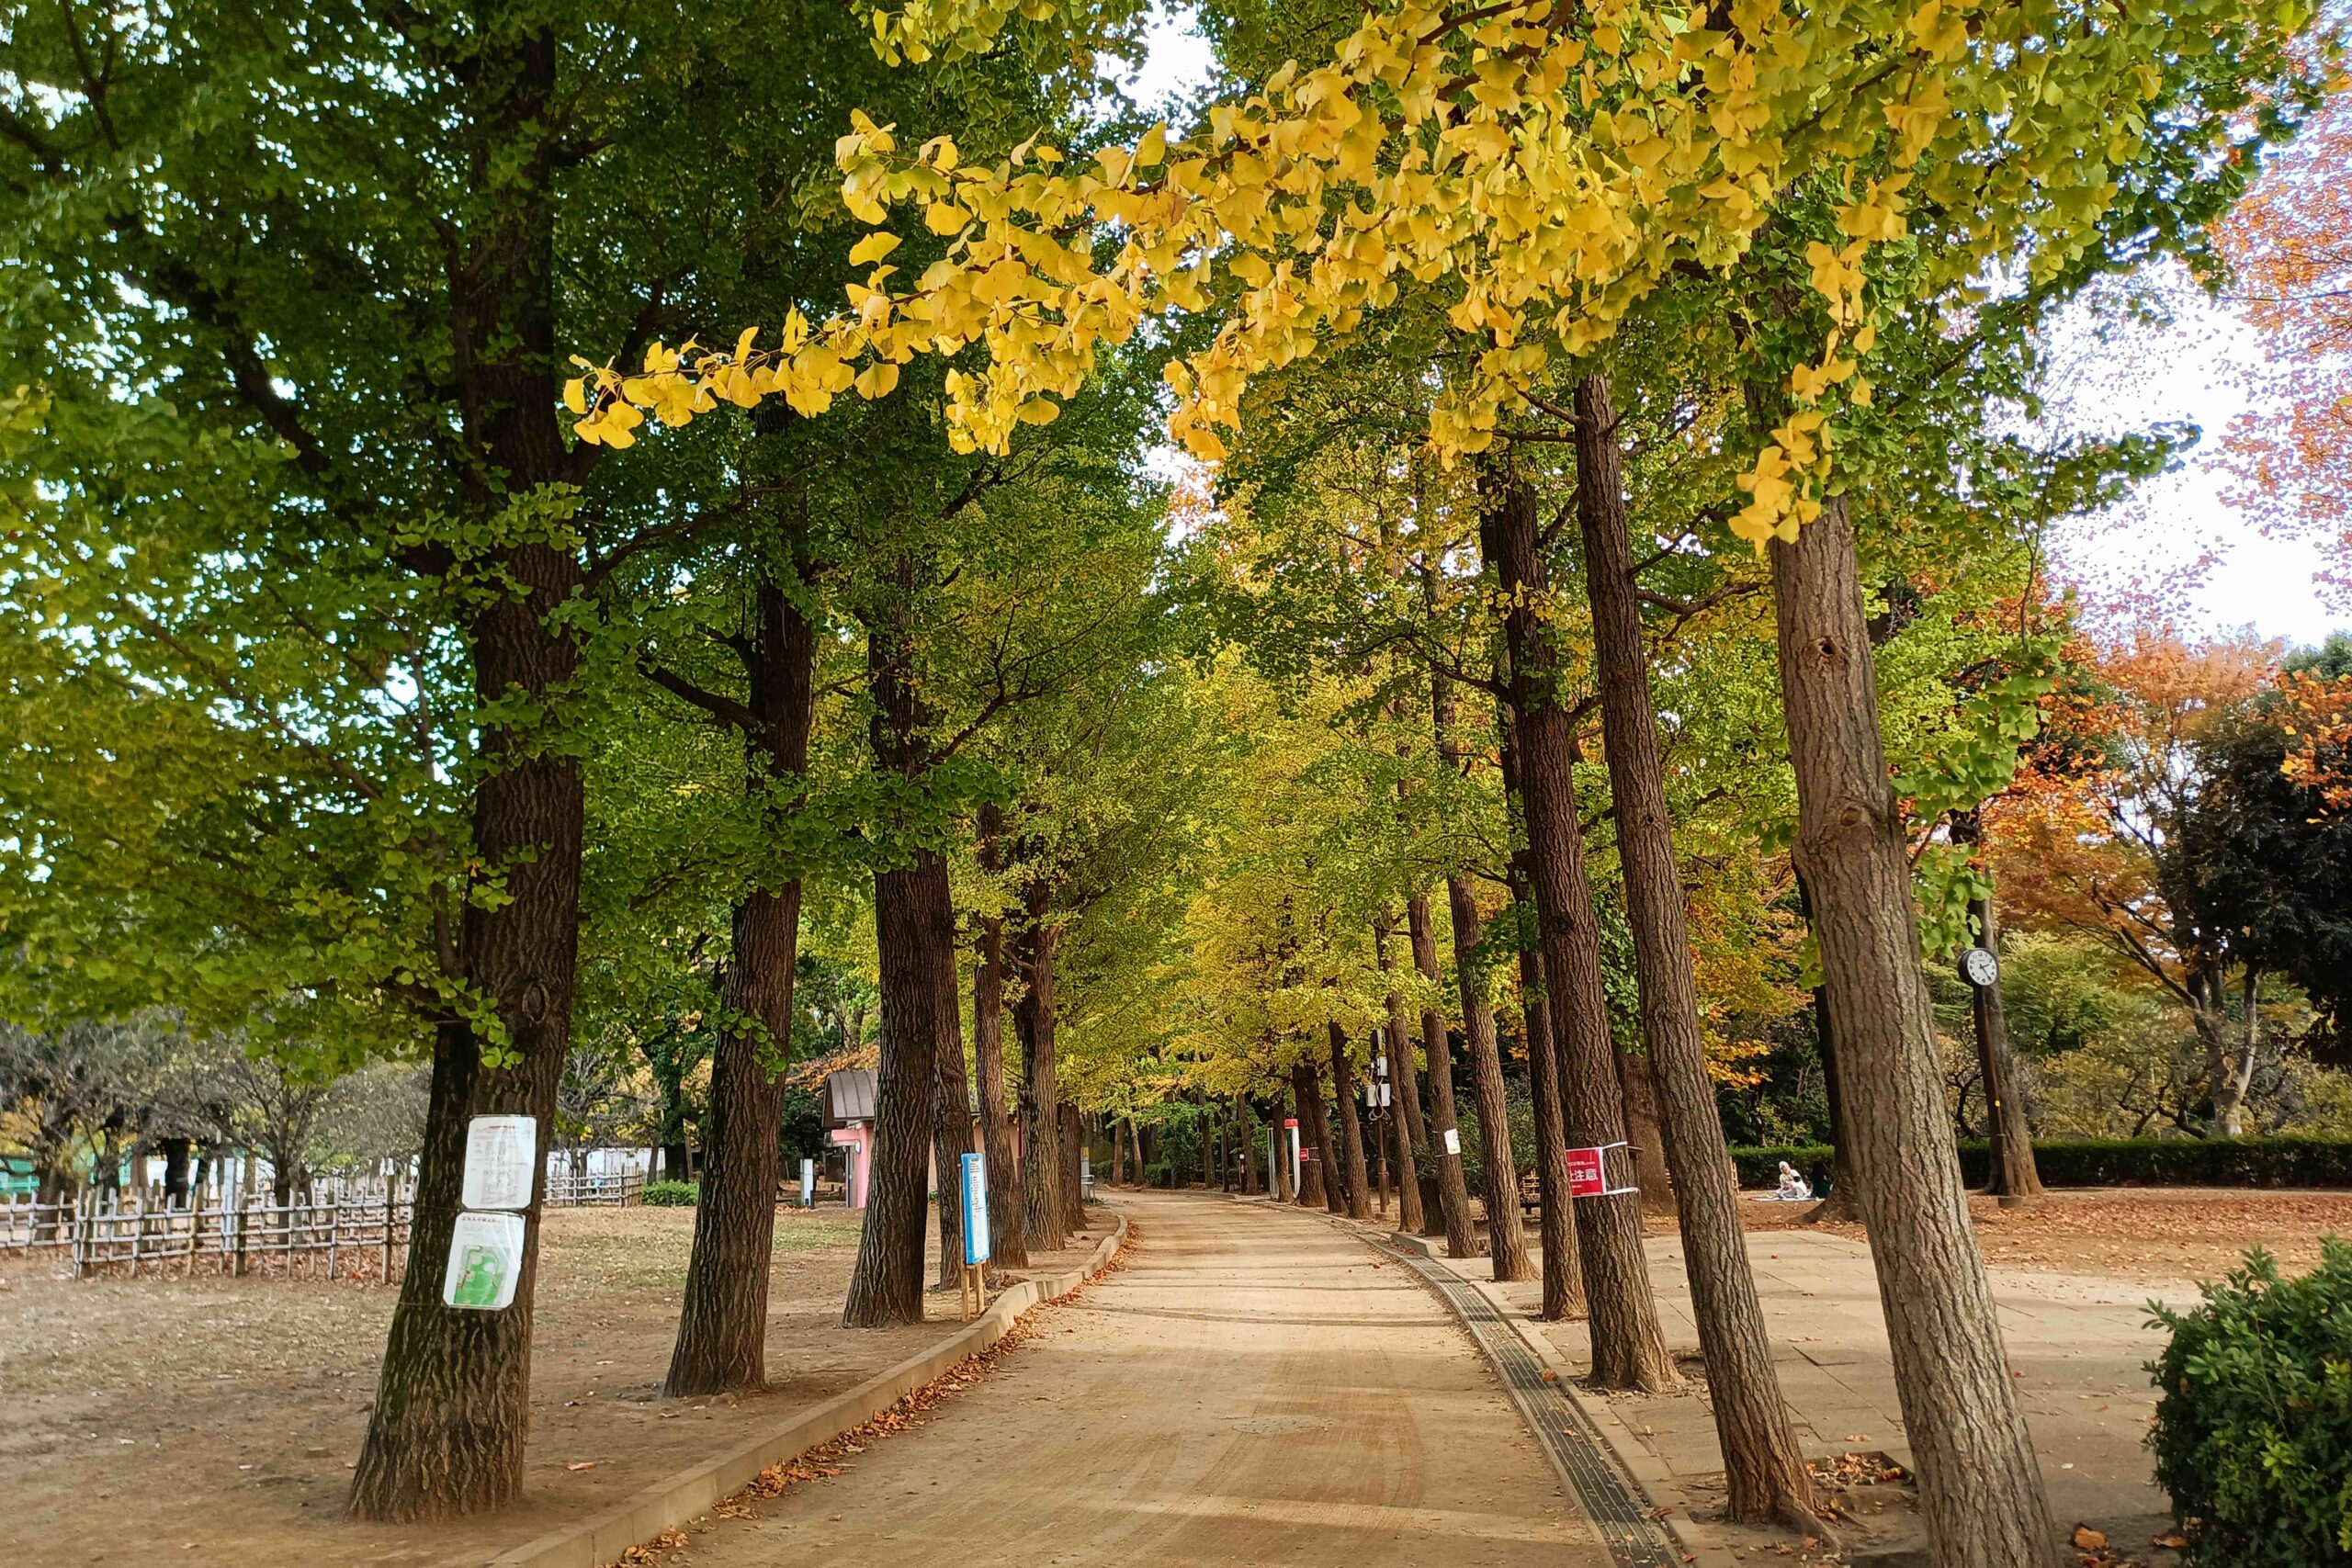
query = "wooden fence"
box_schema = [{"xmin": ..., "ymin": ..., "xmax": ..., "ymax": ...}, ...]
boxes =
[
  {"xmin": 543, "ymin": 1167, "xmax": 646, "ymax": 1207},
  {"xmin": 0, "ymin": 1189, "xmax": 414, "ymax": 1282}
]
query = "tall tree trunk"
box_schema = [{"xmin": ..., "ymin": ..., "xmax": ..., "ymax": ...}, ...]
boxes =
[
  {"xmin": 1770, "ymin": 495, "xmax": 2055, "ymax": 1566},
  {"xmin": 345, "ymin": 26, "xmax": 589, "ymax": 1515},
  {"xmin": 1374, "ymin": 919, "xmax": 1427, "ymax": 1234},
  {"xmin": 667, "ymin": 578, "xmax": 814, "ymax": 1394},
  {"xmin": 1289, "ymin": 1060, "xmax": 1330, "ymax": 1209},
  {"xmin": 1951, "ymin": 814, "xmax": 2041, "ymax": 1203},
  {"xmin": 933, "ymin": 1017, "xmax": 976, "ymax": 1289},
  {"xmin": 1270, "ymin": 1091, "xmax": 1296, "ymax": 1202},
  {"xmin": 1236, "ymin": 1095, "xmax": 1259, "ymax": 1195},
  {"xmin": 1200, "ymin": 1093, "xmax": 1217, "ymax": 1190},
  {"xmin": 843, "ymin": 573, "xmax": 954, "ymax": 1329},
  {"xmin": 1015, "ymin": 896, "xmax": 1066, "ymax": 1252},
  {"xmin": 1575, "ymin": 374, "xmax": 1816, "ymax": 1524},
  {"xmin": 1797, "ymin": 875, "xmax": 1866, "ymax": 1224},
  {"xmin": 842, "ymin": 852, "xmax": 954, "ymax": 1325},
  {"xmin": 351, "ymin": 569, "xmax": 584, "ymax": 1517},
  {"xmin": 1058, "ymin": 1103, "xmax": 1087, "ymax": 1230},
  {"xmin": 1503, "ymin": 767, "xmax": 1588, "ymax": 1322},
  {"xmin": 971, "ymin": 807, "xmax": 1027, "ymax": 1268},
  {"xmin": 1614, "ymin": 1046, "xmax": 1677, "ymax": 1215},
  {"xmin": 1448, "ymin": 873, "xmax": 1534, "ymax": 1281},
  {"xmin": 1329, "ymin": 1025, "xmax": 1374, "ymax": 1221},
  {"xmin": 1408, "ymin": 894, "xmax": 1483, "ymax": 1256},
  {"xmin": 1485, "ymin": 468, "xmax": 1673, "ymax": 1386},
  {"xmin": 1428, "ymin": 657, "xmax": 1532, "ymax": 1281}
]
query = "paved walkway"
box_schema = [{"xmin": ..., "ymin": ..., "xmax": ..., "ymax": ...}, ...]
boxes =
[
  {"xmin": 680, "ymin": 1190, "xmax": 1605, "ymax": 1568},
  {"xmin": 1468, "ymin": 1216, "xmax": 2188, "ymax": 1548}
]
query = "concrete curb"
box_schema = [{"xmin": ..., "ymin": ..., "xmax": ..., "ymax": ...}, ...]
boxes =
[{"xmin": 466, "ymin": 1210, "xmax": 1129, "ymax": 1568}]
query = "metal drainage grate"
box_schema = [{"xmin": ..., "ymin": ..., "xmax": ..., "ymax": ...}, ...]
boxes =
[{"xmin": 1368, "ymin": 1234, "xmax": 1686, "ymax": 1568}]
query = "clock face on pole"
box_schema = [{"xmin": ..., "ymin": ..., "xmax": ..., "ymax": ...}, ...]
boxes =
[{"xmin": 1962, "ymin": 947, "xmax": 2000, "ymax": 988}]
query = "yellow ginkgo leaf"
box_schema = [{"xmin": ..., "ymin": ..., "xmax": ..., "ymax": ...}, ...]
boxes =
[
  {"xmin": 848, "ymin": 231, "xmax": 902, "ymax": 266},
  {"xmin": 925, "ymin": 202, "xmax": 969, "ymax": 235},
  {"xmin": 855, "ymin": 361, "xmax": 901, "ymax": 400},
  {"xmin": 563, "ymin": 378, "xmax": 587, "ymax": 415}
]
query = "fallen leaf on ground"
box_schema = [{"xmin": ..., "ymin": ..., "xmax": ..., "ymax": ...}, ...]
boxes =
[
  {"xmin": 2074, "ymin": 1525, "xmax": 2109, "ymax": 1551},
  {"xmin": 565, "ymin": 1461, "xmax": 596, "ymax": 1472}
]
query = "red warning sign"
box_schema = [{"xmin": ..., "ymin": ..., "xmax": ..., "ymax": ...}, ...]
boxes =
[{"xmin": 1566, "ymin": 1145, "xmax": 1608, "ymax": 1198}]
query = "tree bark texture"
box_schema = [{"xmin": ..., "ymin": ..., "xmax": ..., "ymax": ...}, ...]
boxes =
[
  {"xmin": 1408, "ymin": 894, "xmax": 1483, "ymax": 1257},
  {"xmin": 842, "ymin": 577, "xmax": 954, "ymax": 1329},
  {"xmin": 1949, "ymin": 816, "xmax": 2041, "ymax": 1204},
  {"xmin": 1270, "ymin": 1092, "xmax": 1296, "ymax": 1202},
  {"xmin": 666, "ymin": 578, "xmax": 815, "ymax": 1395},
  {"xmin": 1429, "ymin": 662, "xmax": 1531, "ymax": 1279},
  {"xmin": 1614, "ymin": 1046, "xmax": 1677, "ymax": 1216},
  {"xmin": 345, "ymin": 24, "xmax": 593, "ymax": 1522},
  {"xmin": 1796, "ymin": 874, "xmax": 1866, "ymax": 1224},
  {"xmin": 1058, "ymin": 1103, "xmax": 1087, "ymax": 1231},
  {"xmin": 932, "ymin": 1016, "xmax": 977, "ymax": 1288},
  {"xmin": 1447, "ymin": 873, "xmax": 1533, "ymax": 1282},
  {"xmin": 1288, "ymin": 1059, "xmax": 1329, "ymax": 1210},
  {"xmin": 1485, "ymin": 468, "xmax": 1672, "ymax": 1385},
  {"xmin": 1575, "ymin": 375, "xmax": 1815, "ymax": 1521},
  {"xmin": 1329, "ymin": 1025, "xmax": 1374, "ymax": 1221},
  {"xmin": 971, "ymin": 810, "xmax": 1028, "ymax": 1268},
  {"xmin": 1770, "ymin": 496, "xmax": 2056, "ymax": 1566},
  {"xmin": 1236, "ymin": 1096, "xmax": 1259, "ymax": 1195},
  {"xmin": 842, "ymin": 852, "xmax": 954, "ymax": 1326},
  {"xmin": 1015, "ymin": 892, "xmax": 1066, "ymax": 1253},
  {"xmin": 1374, "ymin": 919, "xmax": 1427, "ymax": 1235}
]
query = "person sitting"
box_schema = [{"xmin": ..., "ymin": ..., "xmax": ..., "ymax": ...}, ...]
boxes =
[{"xmin": 1773, "ymin": 1160, "xmax": 1814, "ymax": 1202}]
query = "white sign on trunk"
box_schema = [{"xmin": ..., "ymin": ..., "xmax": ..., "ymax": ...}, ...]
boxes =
[
  {"xmin": 461, "ymin": 1114, "xmax": 537, "ymax": 1212},
  {"xmin": 1442, "ymin": 1127, "xmax": 1462, "ymax": 1156},
  {"xmin": 442, "ymin": 1210, "xmax": 525, "ymax": 1311}
]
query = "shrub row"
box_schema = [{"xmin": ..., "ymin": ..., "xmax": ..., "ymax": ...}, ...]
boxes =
[
  {"xmin": 639, "ymin": 1179, "xmax": 698, "ymax": 1206},
  {"xmin": 2148, "ymin": 1237, "xmax": 2352, "ymax": 1565},
  {"xmin": 1726, "ymin": 1136, "xmax": 2352, "ymax": 1191}
]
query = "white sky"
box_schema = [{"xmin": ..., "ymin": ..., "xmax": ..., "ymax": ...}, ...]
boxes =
[{"xmin": 1111, "ymin": 13, "xmax": 2346, "ymax": 653}]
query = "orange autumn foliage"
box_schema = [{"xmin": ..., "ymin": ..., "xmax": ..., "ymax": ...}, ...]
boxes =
[
  {"xmin": 1988, "ymin": 628, "xmax": 2276, "ymax": 992},
  {"xmin": 2278, "ymin": 665, "xmax": 2352, "ymax": 811}
]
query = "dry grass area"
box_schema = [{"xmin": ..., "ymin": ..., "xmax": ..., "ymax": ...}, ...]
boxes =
[
  {"xmin": 0, "ymin": 1203, "xmax": 1102, "ymax": 1567},
  {"xmin": 1735, "ymin": 1186, "xmax": 2352, "ymax": 1284}
]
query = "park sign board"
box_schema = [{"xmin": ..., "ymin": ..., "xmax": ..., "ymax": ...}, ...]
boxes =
[
  {"xmin": 460, "ymin": 1114, "xmax": 537, "ymax": 1212},
  {"xmin": 443, "ymin": 1211, "xmax": 524, "ymax": 1311},
  {"xmin": 961, "ymin": 1152, "xmax": 989, "ymax": 1267},
  {"xmin": 1566, "ymin": 1141, "xmax": 1639, "ymax": 1199},
  {"xmin": 445, "ymin": 1114, "xmax": 536, "ymax": 1312}
]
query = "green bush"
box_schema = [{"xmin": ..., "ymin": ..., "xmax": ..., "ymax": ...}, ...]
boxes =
[
  {"xmin": 1724, "ymin": 1137, "xmax": 2352, "ymax": 1190},
  {"xmin": 639, "ymin": 1179, "xmax": 698, "ymax": 1206},
  {"xmin": 2147, "ymin": 1237, "xmax": 2352, "ymax": 1565}
]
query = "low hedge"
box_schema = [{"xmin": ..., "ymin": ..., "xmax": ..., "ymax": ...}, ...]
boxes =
[
  {"xmin": 2147, "ymin": 1237, "xmax": 2352, "ymax": 1565},
  {"xmin": 639, "ymin": 1179, "xmax": 698, "ymax": 1206},
  {"xmin": 1726, "ymin": 1136, "xmax": 2352, "ymax": 1191}
]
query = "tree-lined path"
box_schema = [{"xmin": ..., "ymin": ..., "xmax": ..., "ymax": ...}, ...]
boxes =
[{"xmin": 682, "ymin": 1192, "xmax": 1600, "ymax": 1568}]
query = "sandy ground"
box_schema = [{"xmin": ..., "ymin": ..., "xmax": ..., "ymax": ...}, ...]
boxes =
[
  {"xmin": 0, "ymin": 1203, "xmax": 1099, "ymax": 1567},
  {"xmin": 1735, "ymin": 1186, "xmax": 2352, "ymax": 1283},
  {"xmin": 655, "ymin": 1190, "xmax": 1606, "ymax": 1568}
]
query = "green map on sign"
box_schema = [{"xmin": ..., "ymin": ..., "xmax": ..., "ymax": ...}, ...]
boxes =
[{"xmin": 450, "ymin": 1245, "xmax": 507, "ymax": 1308}]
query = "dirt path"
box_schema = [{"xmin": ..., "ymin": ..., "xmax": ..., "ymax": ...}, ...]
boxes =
[{"xmin": 664, "ymin": 1190, "xmax": 1602, "ymax": 1568}]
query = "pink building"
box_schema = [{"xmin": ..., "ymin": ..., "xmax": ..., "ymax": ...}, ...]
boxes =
[{"xmin": 823, "ymin": 1069, "xmax": 876, "ymax": 1209}]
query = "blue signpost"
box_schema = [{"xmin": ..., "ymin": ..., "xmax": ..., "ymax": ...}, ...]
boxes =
[{"xmin": 958, "ymin": 1152, "xmax": 989, "ymax": 1317}]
